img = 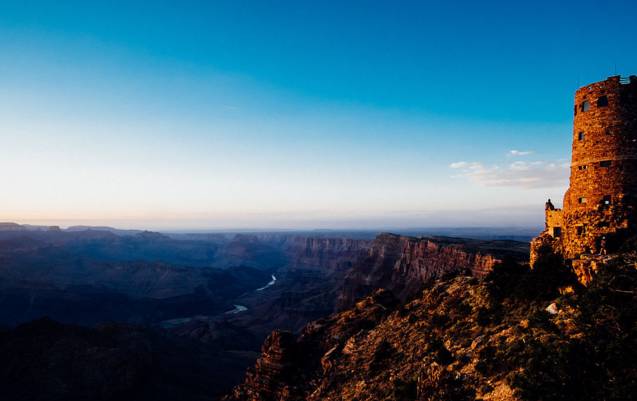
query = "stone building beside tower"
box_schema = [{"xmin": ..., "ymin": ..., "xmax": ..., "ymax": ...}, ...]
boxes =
[{"xmin": 531, "ymin": 75, "xmax": 637, "ymax": 284}]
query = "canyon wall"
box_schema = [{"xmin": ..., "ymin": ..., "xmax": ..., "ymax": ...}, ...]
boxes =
[
  {"xmin": 281, "ymin": 236, "xmax": 372, "ymax": 271},
  {"xmin": 336, "ymin": 233, "xmax": 501, "ymax": 309}
]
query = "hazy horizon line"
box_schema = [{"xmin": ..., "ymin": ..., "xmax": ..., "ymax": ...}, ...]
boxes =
[{"xmin": 2, "ymin": 219, "xmax": 543, "ymax": 234}]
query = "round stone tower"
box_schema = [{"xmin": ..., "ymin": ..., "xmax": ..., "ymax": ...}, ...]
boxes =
[
  {"xmin": 531, "ymin": 75, "xmax": 637, "ymax": 282},
  {"xmin": 560, "ymin": 75, "xmax": 637, "ymax": 257}
]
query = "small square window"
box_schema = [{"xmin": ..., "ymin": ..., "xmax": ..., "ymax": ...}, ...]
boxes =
[
  {"xmin": 597, "ymin": 96, "xmax": 609, "ymax": 107},
  {"xmin": 552, "ymin": 227, "xmax": 562, "ymax": 237},
  {"xmin": 578, "ymin": 197, "xmax": 587, "ymax": 204},
  {"xmin": 600, "ymin": 160, "xmax": 612, "ymax": 168},
  {"xmin": 578, "ymin": 165, "xmax": 587, "ymax": 171},
  {"xmin": 602, "ymin": 195, "xmax": 611, "ymax": 205},
  {"xmin": 580, "ymin": 100, "xmax": 590, "ymax": 112},
  {"xmin": 576, "ymin": 226, "xmax": 586, "ymax": 236},
  {"xmin": 578, "ymin": 131, "xmax": 585, "ymax": 141}
]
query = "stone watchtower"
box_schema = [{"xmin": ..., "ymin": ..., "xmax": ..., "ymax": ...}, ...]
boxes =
[{"xmin": 531, "ymin": 75, "xmax": 637, "ymax": 283}]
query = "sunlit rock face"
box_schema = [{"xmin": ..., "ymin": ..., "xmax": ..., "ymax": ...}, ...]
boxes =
[
  {"xmin": 224, "ymin": 261, "xmax": 637, "ymax": 401},
  {"xmin": 336, "ymin": 233, "xmax": 502, "ymax": 309},
  {"xmin": 532, "ymin": 75, "xmax": 637, "ymax": 284}
]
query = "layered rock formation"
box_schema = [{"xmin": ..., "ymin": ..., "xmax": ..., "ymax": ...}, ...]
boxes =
[
  {"xmin": 215, "ymin": 234, "xmax": 526, "ymax": 345},
  {"xmin": 336, "ymin": 233, "xmax": 512, "ymax": 309},
  {"xmin": 281, "ymin": 236, "xmax": 371, "ymax": 272}
]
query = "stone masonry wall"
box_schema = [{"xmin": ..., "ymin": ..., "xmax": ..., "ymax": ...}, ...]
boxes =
[
  {"xmin": 561, "ymin": 75, "xmax": 637, "ymax": 258},
  {"xmin": 545, "ymin": 209, "xmax": 563, "ymax": 237},
  {"xmin": 532, "ymin": 75, "xmax": 637, "ymax": 283}
]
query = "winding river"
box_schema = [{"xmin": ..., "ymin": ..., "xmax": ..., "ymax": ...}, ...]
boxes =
[
  {"xmin": 225, "ymin": 304, "xmax": 248, "ymax": 314},
  {"xmin": 160, "ymin": 273, "xmax": 278, "ymax": 326},
  {"xmin": 256, "ymin": 274, "xmax": 277, "ymax": 291}
]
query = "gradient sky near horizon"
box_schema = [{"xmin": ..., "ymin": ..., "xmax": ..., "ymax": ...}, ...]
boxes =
[{"xmin": 1, "ymin": 0, "xmax": 637, "ymax": 230}]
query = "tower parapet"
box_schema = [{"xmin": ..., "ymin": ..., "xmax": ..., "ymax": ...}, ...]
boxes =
[{"xmin": 531, "ymin": 75, "xmax": 637, "ymax": 283}]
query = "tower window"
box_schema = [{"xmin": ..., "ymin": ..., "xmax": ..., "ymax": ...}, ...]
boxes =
[
  {"xmin": 580, "ymin": 100, "xmax": 590, "ymax": 112},
  {"xmin": 600, "ymin": 160, "xmax": 612, "ymax": 168},
  {"xmin": 597, "ymin": 96, "xmax": 609, "ymax": 107},
  {"xmin": 574, "ymin": 105, "xmax": 577, "ymax": 116},
  {"xmin": 578, "ymin": 131, "xmax": 585, "ymax": 141},
  {"xmin": 576, "ymin": 225, "xmax": 586, "ymax": 236},
  {"xmin": 578, "ymin": 165, "xmax": 587, "ymax": 171},
  {"xmin": 578, "ymin": 197, "xmax": 587, "ymax": 204},
  {"xmin": 552, "ymin": 227, "xmax": 562, "ymax": 237},
  {"xmin": 602, "ymin": 195, "xmax": 612, "ymax": 205}
]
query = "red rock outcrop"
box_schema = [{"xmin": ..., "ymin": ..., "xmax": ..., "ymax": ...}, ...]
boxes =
[
  {"xmin": 224, "ymin": 261, "xmax": 637, "ymax": 401},
  {"xmin": 225, "ymin": 330, "xmax": 300, "ymax": 401},
  {"xmin": 336, "ymin": 233, "xmax": 501, "ymax": 309},
  {"xmin": 224, "ymin": 289, "xmax": 399, "ymax": 401}
]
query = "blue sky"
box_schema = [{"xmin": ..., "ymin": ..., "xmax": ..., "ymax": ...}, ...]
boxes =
[{"xmin": 1, "ymin": 0, "xmax": 636, "ymax": 230}]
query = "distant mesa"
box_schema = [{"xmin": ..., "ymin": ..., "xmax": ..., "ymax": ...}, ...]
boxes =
[
  {"xmin": 0, "ymin": 222, "xmax": 60, "ymax": 231},
  {"xmin": 65, "ymin": 225, "xmax": 142, "ymax": 236},
  {"xmin": 0, "ymin": 222, "xmax": 141, "ymax": 236},
  {"xmin": 0, "ymin": 222, "xmax": 24, "ymax": 231}
]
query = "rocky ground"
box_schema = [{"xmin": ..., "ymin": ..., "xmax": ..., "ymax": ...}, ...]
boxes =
[{"xmin": 225, "ymin": 252, "xmax": 637, "ymax": 401}]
